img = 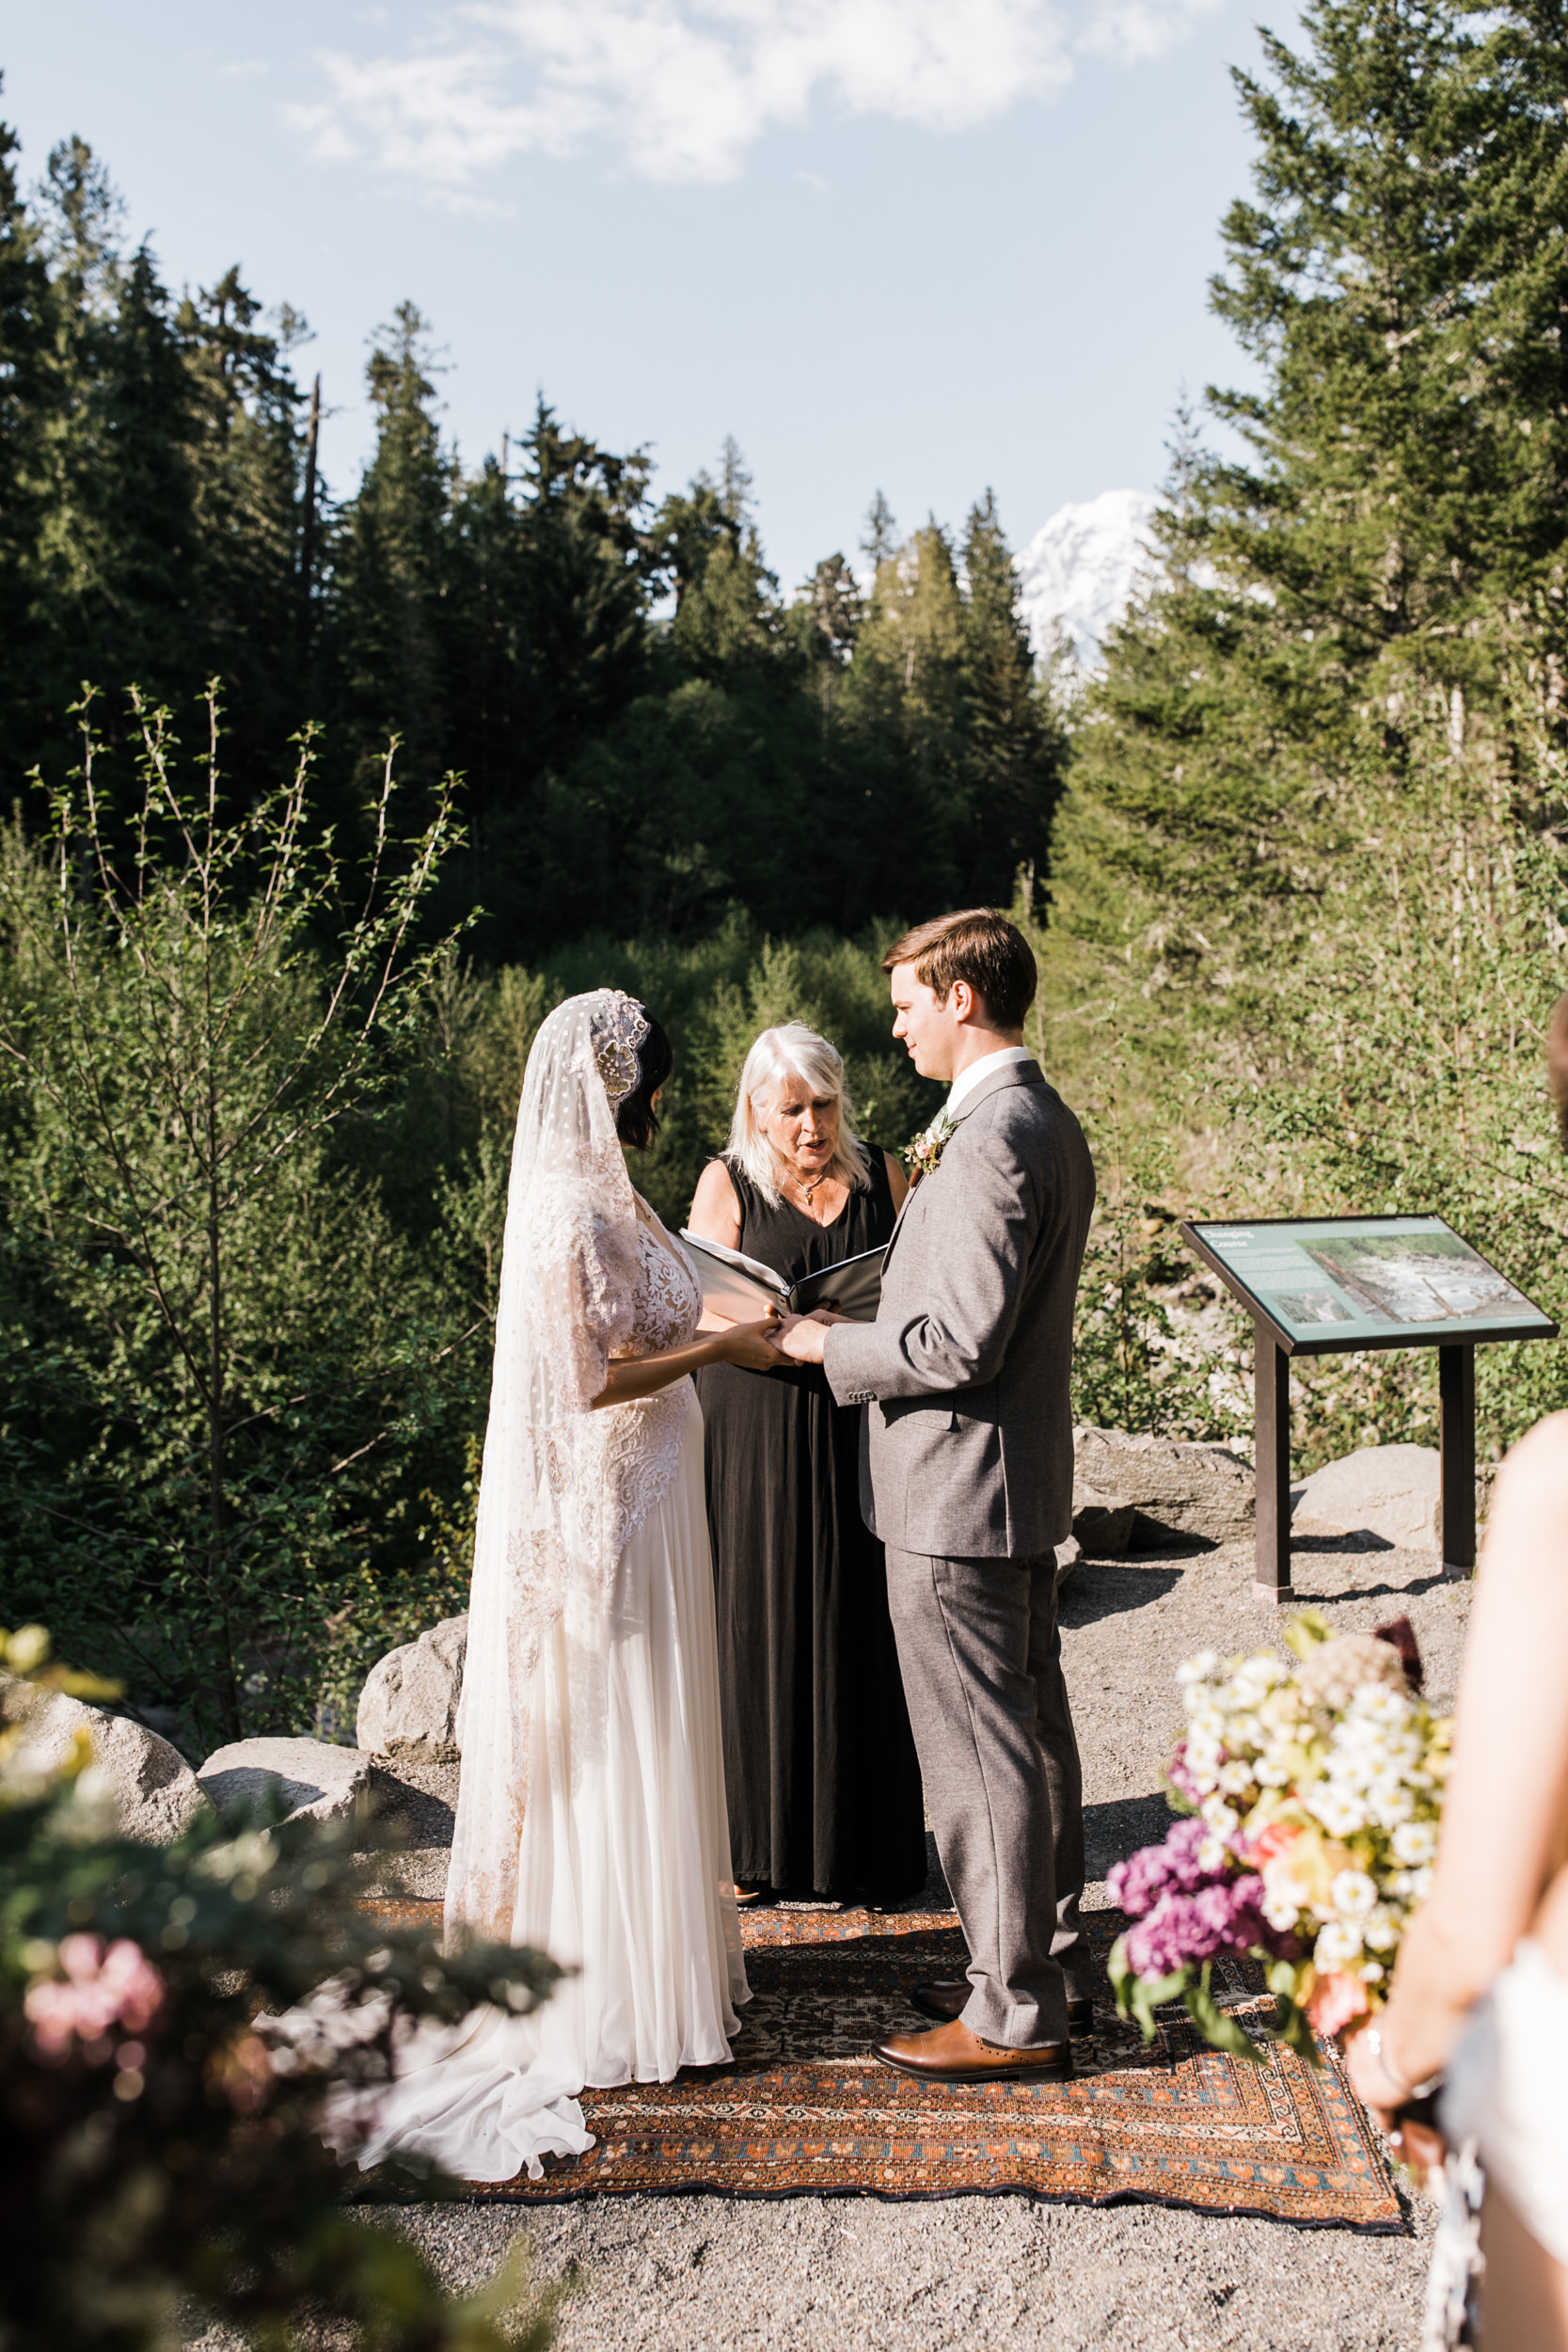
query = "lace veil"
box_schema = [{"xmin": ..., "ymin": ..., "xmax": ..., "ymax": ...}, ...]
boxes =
[{"xmin": 445, "ymin": 989, "xmax": 653, "ymax": 1944}]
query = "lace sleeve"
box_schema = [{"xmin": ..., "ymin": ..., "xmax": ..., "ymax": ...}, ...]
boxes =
[{"xmin": 520, "ymin": 1180, "xmax": 638, "ymax": 1418}]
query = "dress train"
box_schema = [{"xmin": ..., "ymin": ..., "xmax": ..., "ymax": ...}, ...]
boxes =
[{"xmin": 354, "ymin": 1392, "xmax": 748, "ymax": 2184}]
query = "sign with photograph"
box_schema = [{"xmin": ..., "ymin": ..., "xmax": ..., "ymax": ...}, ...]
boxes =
[{"xmin": 1182, "ymin": 1214, "xmax": 1557, "ymax": 1355}]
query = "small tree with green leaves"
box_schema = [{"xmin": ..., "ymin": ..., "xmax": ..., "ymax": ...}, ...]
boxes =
[{"xmin": 0, "ymin": 691, "xmax": 465, "ymax": 1748}]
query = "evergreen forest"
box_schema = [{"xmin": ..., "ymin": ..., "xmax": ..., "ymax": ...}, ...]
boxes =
[{"xmin": 4, "ymin": 0, "xmax": 1568, "ymax": 1753}]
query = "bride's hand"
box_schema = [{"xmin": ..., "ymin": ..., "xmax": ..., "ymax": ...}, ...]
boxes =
[{"xmin": 717, "ymin": 1317, "xmax": 790, "ymax": 1372}]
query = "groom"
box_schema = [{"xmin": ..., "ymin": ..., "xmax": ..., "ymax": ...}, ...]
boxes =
[{"xmin": 777, "ymin": 909, "xmax": 1095, "ymax": 2082}]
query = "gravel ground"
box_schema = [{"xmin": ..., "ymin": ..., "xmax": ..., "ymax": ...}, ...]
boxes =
[{"xmin": 191, "ymin": 1531, "xmax": 1465, "ymax": 2349}]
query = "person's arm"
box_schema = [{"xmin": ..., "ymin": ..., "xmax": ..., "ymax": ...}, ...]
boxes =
[
  {"xmin": 779, "ymin": 1121, "xmax": 1037, "ymax": 1395},
  {"xmin": 687, "ymin": 1158, "xmax": 744, "ymax": 1332},
  {"xmin": 593, "ymin": 1316, "xmax": 783, "ymax": 1406},
  {"xmin": 883, "ymin": 1150, "xmax": 909, "ymax": 1214},
  {"xmin": 1346, "ymin": 1412, "xmax": 1568, "ymax": 2115}
]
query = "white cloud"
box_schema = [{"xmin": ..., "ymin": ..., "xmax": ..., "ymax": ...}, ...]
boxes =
[{"xmin": 287, "ymin": 0, "xmax": 1215, "ymax": 191}]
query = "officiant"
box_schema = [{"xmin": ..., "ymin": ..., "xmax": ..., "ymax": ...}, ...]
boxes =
[{"xmin": 689, "ymin": 1023, "xmax": 927, "ymax": 1905}]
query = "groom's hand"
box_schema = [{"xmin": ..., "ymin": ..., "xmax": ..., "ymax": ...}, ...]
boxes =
[{"xmin": 774, "ymin": 1312, "xmax": 830, "ymax": 1364}]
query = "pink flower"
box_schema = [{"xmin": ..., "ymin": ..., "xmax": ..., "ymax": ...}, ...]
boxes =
[
  {"xmin": 24, "ymin": 1936, "xmax": 165, "ymax": 2059},
  {"xmin": 1165, "ymin": 1740, "xmax": 1203, "ymax": 1808},
  {"xmin": 1306, "ymin": 1970, "xmax": 1370, "ymax": 2038},
  {"xmin": 1108, "ymin": 1819, "xmax": 1222, "ymax": 1918},
  {"xmin": 1243, "ymin": 1821, "xmax": 1301, "ymax": 1867}
]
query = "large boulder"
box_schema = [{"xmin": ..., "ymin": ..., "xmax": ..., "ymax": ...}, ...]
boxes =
[
  {"xmin": 1292, "ymin": 1443, "xmax": 1441, "ymax": 1553},
  {"xmin": 197, "ymin": 1736, "xmax": 373, "ymax": 1827},
  {"xmin": 1071, "ymin": 1425, "xmax": 1255, "ymax": 1556},
  {"xmin": 356, "ymin": 1615, "xmax": 467, "ymax": 1758},
  {"xmin": 8, "ymin": 1688, "xmax": 211, "ymax": 1844}
]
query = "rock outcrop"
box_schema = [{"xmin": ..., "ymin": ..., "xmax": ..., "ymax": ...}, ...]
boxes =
[
  {"xmin": 1071, "ymin": 1426, "xmax": 1255, "ymax": 1556},
  {"xmin": 356, "ymin": 1614, "xmax": 467, "ymax": 1758},
  {"xmin": 1291, "ymin": 1443, "xmax": 1443, "ymax": 1554},
  {"xmin": 197, "ymin": 1736, "xmax": 373, "ymax": 1826},
  {"xmin": 9, "ymin": 1689, "xmax": 211, "ymax": 1843}
]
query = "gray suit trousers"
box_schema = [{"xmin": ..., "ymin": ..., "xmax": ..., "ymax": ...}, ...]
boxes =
[{"xmin": 883, "ymin": 1547, "xmax": 1085, "ymax": 2047}]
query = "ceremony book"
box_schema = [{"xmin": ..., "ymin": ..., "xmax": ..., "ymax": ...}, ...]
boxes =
[{"xmin": 678, "ymin": 1231, "xmax": 885, "ymax": 1323}]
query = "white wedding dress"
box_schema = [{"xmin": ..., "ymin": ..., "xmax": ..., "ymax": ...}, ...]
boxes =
[{"xmin": 351, "ymin": 997, "xmax": 749, "ymax": 2184}]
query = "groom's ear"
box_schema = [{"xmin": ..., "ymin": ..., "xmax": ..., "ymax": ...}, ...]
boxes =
[{"xmin": 948, "ymin": 977, "xmax": 977, "ymax": 1025}]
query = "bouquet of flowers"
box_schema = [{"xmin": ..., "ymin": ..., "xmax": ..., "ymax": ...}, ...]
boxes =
[{"xmin": 1108, "ymin": 1612, "xmax": 1450, "ymax": 2061}]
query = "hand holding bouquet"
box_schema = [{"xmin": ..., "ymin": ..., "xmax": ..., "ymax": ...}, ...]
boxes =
[{"xmin": 1108, "ymin": 1613, "xmax": 1450, "ymax": 2061}]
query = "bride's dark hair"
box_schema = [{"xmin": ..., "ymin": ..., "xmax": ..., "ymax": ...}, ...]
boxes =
[{"xmin": 616, "ymin": 1014, "xmax": 673, "ymax": 1151}]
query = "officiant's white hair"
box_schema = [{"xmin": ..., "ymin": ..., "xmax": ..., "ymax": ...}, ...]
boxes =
[{"xmin": 729, "ymin": 1024, "xmax": 872, "ymax": 1207}]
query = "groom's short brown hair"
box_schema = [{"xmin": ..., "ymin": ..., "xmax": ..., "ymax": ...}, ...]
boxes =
[{"xmin": 881, "ymin": 909, "xmax": 1037, "ymax": 1031}]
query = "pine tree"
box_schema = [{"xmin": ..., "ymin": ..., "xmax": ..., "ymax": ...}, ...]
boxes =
[
  {"xmin": 176, "ymin": 267, "xmax": 308, "ymax": 770},
  {"xmin": 513, "ymin": 399, "xmax": 652, "ymax": 755},
  {"xmin": 329, "ymin": 303, "xmax": 453, "ymax": 799},
  {"xmin": 24, "ymin": 142, "xmax": 197, "ymax": 773},
  {"xmin": 838, "ymin": 523, "xmax": 972, "ymax": 910},
  {"xmin": 861, "ymin": 490, "xmax": 898, "ymax": 567},
  {"xmin": 439, "ymin": 402, "xmax": 654, "ymax": 951},
  {"xmin": 960, "ymin": 490, "xmax": 1063, "ymax": 902},
  {"xmin": 0, "ymin": 89, "xmax": 47, "ymax": 691},
  {"xmin": 1049, "ymin": 0, "xmax": 1568, "ymax": 1023}
]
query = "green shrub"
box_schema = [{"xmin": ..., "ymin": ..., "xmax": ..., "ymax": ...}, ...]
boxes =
[{"xmin": 0, "ymin": 1629, "xmax": 565, "ymax": 2352}]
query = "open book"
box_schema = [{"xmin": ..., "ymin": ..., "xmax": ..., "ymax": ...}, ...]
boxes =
[{"xmin": 678, "ymin": 1230, "xmax": 885, "ymax": 1324}]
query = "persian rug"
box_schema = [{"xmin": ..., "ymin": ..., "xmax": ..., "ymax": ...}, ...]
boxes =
[{"xmin": 357, "ymin": 1898, "xmax": 1402, "ymax": 2229}]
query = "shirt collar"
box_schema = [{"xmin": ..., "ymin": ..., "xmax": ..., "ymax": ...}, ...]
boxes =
[{"xmin": 946, "ymin": 1044, "xmax": 1032, "ymax": 1117}]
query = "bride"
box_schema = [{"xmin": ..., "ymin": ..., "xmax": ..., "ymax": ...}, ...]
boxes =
[{"xmin": 355, "ymin": 989, "xmax": 784, "ymax": 2182}]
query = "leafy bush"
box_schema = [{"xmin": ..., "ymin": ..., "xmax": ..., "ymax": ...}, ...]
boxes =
[
  {"xmin": 0, "ymin": 1628, "xmax": 565, "ymax": 2352},
  {"xmin": 0, "ymin": 698, "xmax": 479, "ymax": 1752}
]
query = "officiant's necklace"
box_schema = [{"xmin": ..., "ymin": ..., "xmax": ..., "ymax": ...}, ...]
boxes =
[{"xmin": 785, "ymin": 1166, "xmax": 829, "ymax": 1202}]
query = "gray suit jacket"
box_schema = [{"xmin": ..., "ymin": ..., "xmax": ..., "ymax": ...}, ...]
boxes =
[{"xmin": 823, "ymin": 1060, "xmax": 1095, "ymax": 1558}]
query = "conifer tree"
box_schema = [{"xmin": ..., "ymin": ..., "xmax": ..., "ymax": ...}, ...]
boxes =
[
  {"xmin": 960, "ymin": 490, "xmax": 1063, "ymax": 901},
  {"xmin": 440, "ymin": 402, "xmax": 654, "ymax": 950},
  {"xmin": 177, "ymin": 268, "xmax": 308, "ymax": 768},
  {"xmin": 330, "ymin": 303, "xmax": 452, "ymax": 796},
  {"xmin": 24, "ymin": 142, "xmax": 197, "ymax": 770},
  {"xmin": 513, "ymin": 399, "xmax": 652, "ymax": 753},
  {"xmin": 0, "ymin": 91, "xmax": 47, "ymax": 684},
  {"xmin": 1051, "ymin": 0, "xmax": 1568, "ymax": 1012}
]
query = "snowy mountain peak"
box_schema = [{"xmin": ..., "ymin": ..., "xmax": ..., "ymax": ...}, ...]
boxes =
[{"xmin": 1016, "ymin": 487, "xmax": 1159, "ymax": 670}]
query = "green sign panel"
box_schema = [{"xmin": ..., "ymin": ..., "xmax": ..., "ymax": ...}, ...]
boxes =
[{"xmin": 1183, "ymin": 1215, "xmax": 1557, "ymax": 1355}]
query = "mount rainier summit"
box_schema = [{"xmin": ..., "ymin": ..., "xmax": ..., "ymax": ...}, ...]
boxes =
[{"xmin": 1015, "ymin": 487, "xmax": 1157, "ymax": 670}]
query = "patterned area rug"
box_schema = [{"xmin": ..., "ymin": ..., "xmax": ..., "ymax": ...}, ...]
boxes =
[{"xmin": 358, "ymin": 1899, "xmax": 1402, "ymax": 2229}]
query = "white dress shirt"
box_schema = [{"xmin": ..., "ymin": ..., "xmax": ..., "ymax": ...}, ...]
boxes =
[{"xmin": 946, "ymin": 1043, "xmax": 1032, "ymax": 1116}]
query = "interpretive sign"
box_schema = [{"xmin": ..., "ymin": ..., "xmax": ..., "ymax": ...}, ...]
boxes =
[
  {"xmin": 1179, "ymin": 1215, "xmax": 1557, "ymax": 1600},
  {"xmin": 1185, "ymin": 1215, "xmax": 1554, "ymax": 1356}
]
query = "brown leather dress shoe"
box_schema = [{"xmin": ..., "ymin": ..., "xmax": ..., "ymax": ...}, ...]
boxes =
[
  {"xmin": 910, "ymin": 1979, "xmax": 1094, "ymax": 2034},
  {"xmin": 873, "ymin": 2017, "xmax": 1072, "ymax": 2085}
]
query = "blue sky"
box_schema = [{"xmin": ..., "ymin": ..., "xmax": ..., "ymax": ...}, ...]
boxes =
[{"xmin": 3, "ymin": 1, "xmax": 1281, "ymax": 591}]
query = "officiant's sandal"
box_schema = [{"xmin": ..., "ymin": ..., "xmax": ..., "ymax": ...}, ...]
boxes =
[
  {"xmin": 909, "ymin": 1979, "xmax": 1094, "ymax": 2035},
  {"xmin": 872, "ymin": 2018, "xmax": 1072, "ymax": 2085}
]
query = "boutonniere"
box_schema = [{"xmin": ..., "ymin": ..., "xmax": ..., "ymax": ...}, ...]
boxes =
[{"xmin": 904, "ymin": 1109, "xmax": 956, "ymax": 1187}]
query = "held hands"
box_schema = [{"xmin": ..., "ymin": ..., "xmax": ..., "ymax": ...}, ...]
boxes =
[
  {"xmin": 770, "ymin": 1310, "xmax": 836, "ymax": 1365},
  {"xmin": 718, "ymin": 1315, "xmax": 793, "ymax": 1372}
]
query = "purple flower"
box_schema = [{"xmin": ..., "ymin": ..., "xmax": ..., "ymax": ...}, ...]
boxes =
[
  {"xmin": 1166, "ymin": 1740, "xmax": 1203, "ymax": 1808},
  {"xmin": 1107, "ymin": 1818, "xmax": 1219, "ymax": 1918},
  {"xmin": 1123, "ymin": 1873, "xmax": 1271, "ymax": 1977}
]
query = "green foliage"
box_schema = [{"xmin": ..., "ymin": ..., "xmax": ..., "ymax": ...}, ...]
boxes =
[
  {"xmin": 0, "ymin": 696, "xmax": 472, "ymax": 1751},
  {"xmin": 0, "ymin": 103, "xmax": 1065, "ymax": 961},
  {"xmin": 1053, "ymin": 0, "xmax": 1568, "ymax": 1002},
  {"xmin": 543, "ymin": 914, "xmax": 948, "ymax": 1227},
  {"xmin": 0, "ymin": 1630, "xmax": 565, "ymax": 2352},
  {"xmin": 1232, "ymin": 698, "xmax": 1568, "ymax": 1465},
  {"xmin": 1037, "ymin": 0, "xmax": 1568, "ymax": 1467}
]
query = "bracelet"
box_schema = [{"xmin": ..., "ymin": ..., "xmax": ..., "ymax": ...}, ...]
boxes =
[{"xmin": 1363, "ymin": 2022, "xmax": 1445, "ymax": 2104}]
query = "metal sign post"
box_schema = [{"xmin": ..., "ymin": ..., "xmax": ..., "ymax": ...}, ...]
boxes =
[{"xmin": 1180, "ymin": 1216, "xmax": 1555, "ymax": 1601}]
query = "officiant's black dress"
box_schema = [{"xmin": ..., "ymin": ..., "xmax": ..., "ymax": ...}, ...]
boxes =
[{"xmin": 693, "ymin": 1149, "xmax": 927, "ymax": 1902}]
